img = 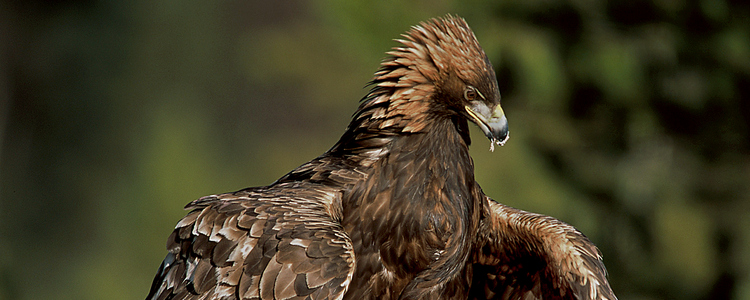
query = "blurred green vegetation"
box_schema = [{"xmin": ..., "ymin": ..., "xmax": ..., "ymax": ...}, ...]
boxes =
[{"xmin": 1, "ymin": 1, "xmax": 748, "ymax": 299}]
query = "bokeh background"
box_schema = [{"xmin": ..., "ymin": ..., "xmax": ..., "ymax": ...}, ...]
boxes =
[{"xmin": 1, "ymin": 1, "xmax": 749, "ymax": 299}]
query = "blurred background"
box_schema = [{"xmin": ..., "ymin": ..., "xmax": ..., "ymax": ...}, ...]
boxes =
[{"xmin": 1, "ymin": 1, "xmax": 748, "ymax": 299}]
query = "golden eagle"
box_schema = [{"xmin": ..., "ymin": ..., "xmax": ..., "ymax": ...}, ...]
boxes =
[{"xmin": 146, "ymin": 16, "xmax": 616, "ymax": 300}]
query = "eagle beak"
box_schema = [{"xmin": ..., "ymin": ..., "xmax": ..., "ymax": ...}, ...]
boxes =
[{"xmin": 465, "ymin": 102, "xmax": 509, "ymax": 152}]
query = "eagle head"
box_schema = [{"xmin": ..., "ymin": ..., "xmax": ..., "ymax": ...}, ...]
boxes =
[{"xmin": 366, "ymin": 15, "xmax": 509, "ymax": 151}]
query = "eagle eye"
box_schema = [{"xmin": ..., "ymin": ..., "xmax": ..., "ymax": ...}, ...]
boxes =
[{"xmin": 464, "ymin": 86, "xmax": 479, "ymax": 101}]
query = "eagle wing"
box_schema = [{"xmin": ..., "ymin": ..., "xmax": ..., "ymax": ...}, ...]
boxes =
[
  {"xmin": 471, "ymin": 196, "xmax": 616, "ymax": 300},
  {"xmin": 146, "ymin": 182, "xmax": 355, "ymax": 300}
]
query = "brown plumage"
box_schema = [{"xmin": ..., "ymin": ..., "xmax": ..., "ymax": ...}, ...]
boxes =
[{"xmin": 146, "ymin": 16, "xmax": 616, "ymax": 300}]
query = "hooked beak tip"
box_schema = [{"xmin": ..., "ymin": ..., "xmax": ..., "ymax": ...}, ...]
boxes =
[{"xmin": 487, "ymin": 115, "xmax": 509, "ymax": 152}]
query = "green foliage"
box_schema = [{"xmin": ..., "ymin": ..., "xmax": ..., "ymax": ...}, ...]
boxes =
[{"xmin": 1, "ymin": 1, "xmax": 748, "ymax": 299}]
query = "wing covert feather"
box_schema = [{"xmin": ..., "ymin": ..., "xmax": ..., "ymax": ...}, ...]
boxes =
[
  {"xmin": 471, "ymin": 196, "xmax": 616, "ymax": 300},
  {"xmin": 146, "ymin": 182, "xmax": 355, "ymax": 300}
]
